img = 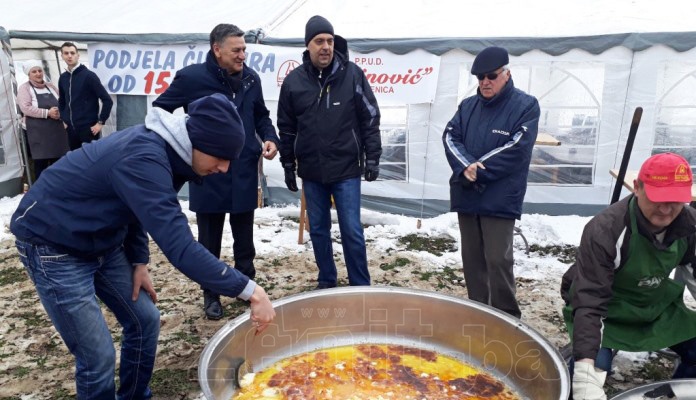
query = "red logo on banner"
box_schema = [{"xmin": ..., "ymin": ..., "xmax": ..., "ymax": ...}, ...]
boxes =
[{"xmin": 277, "ymin": 60, "xmax": 300, "ymax": 86}]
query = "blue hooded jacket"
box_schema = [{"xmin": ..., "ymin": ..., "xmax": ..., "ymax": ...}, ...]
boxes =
[
  {"xmin": 153, "ymin": 51, "xmax": 278, "ymax": 213},
  {"xmin": 442, "ymin": 79, "xmax": 540, "ymax": 220},
  {"xmin": 10, "ymin": 108, "xmax": 254, "ymax": 299}
]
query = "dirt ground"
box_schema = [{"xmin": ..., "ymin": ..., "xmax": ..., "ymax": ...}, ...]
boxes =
[{"xmin": 0, "ymin": 217, "xmax": 682, "ymax": 399}]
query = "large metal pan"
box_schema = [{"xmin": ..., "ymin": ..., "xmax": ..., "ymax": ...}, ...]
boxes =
[
  {"xmin": 610, "ymin": 379, "xmax": 696, "ymax": 399},
  {"xmin": 199, "ymin": 287, "xmax": 570, "ymax": 399}
]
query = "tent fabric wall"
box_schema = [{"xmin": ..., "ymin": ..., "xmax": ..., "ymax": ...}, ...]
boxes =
[
  {"xmin": 12, "ymin": 30, "xmax": 696, "ymax": 57},
  {"xmin": 260, "ymin": 43, "xmax": 696, "ymax": 217},
  {"xmin": 3, "ymin": 0, "xmax": 297, "ymax": 35},
  {"xmin": 5, "ymin": 0, "xmax": 690, "ymax": 39},
  {"xmin": 3, "ymin": 0, "xmax": 696, "ymax": 216},
  {"xmin": 262, "ymin": 0, "xmax": 696, "ymax": 40},
  {"xmin": 0, "ymin": 27, "xmax": 25, "ymax": 197},
  {"xmin": 261, "ymin": 32, "xmax": 696, "ymax": 56},
  {"xmin": 8, "ymin": 37, "xmax": 689, "ymax": 217}
]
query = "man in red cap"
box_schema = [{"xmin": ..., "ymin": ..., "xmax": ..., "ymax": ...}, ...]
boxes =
[{"xmin": 561, "ymin": 152, "xmax": 696, "ymax": 399}]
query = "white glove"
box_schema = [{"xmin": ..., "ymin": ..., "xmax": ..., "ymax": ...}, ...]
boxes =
[{"xmin": 572, "ymin": 361, "xmax": 607, "ymax": 400}]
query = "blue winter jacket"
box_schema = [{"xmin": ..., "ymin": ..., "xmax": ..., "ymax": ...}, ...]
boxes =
[
  {"xmin": 153, "ymin": 51, "xmax": 278, "ymax": 213},
  {"xmin": 58, "ymin": 64, "xmax": 113, "ymax": 130},
  {"xmin": 442, "ymin": 79, "xmax": 540, "ymax": 220},
  {"xmin": 10, "ymin": 114, "xmax": 253, "ymax": 298}
]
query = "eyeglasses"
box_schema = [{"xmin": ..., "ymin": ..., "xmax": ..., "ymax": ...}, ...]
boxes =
[{"xmin": 476, "ymin": 69, "xmax": 506, "ymax": 81}]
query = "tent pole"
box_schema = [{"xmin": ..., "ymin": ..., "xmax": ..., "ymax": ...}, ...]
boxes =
[
  {"xmin": 417, "ymin": 103, "xmax": 434, "ymax": 229},
  {"xmin": 19, "ymin": 127, "xmax": 32, "ymax": 187},
  {"xmin": 53, "ymin": 48, "xmax": 61, "ymax": 76}
]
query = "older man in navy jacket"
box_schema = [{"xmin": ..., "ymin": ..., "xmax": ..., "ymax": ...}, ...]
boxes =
[
  {"xmin": 154, "ymin": 23, "xmax": 279, "ymax": 320},
  {"xmin": 11, "ymin": 93, "xmax": 275, "ymax": 400},
  {"xmin": 443, "ymin": 46, "xmax": 540, "ymax": 319}
]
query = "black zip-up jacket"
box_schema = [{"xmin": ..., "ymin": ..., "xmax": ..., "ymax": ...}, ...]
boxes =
[
  {"xmin": 58, "ymin": 65, "xmax": 113, "ymax": 130},
  {"xmin": 277, "ymin": 36, "xmax": 381, "ymax": 183}
]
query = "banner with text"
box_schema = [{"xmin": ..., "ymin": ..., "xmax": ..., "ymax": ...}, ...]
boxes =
[{"xmin": 88, "ymin": 43, "xmax": 440, "ymax": 104}]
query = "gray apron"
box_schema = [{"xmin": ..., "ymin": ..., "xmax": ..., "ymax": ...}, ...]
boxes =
[{"xmin": 25, "ymin": 86, "xmax": 70, "ymax": 159}]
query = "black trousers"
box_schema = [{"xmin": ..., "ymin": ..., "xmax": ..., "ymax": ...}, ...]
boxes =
[
  {"xmin": 197, "ymin": 210, "xmax": 256, "ymax": 290},
  {"xmin": 33, "ymin": 158, "xmax": 59, "ymax": 181},
  {"xmin": 67, "ymin": 126, "xmax": 100, "ymax": 150}
]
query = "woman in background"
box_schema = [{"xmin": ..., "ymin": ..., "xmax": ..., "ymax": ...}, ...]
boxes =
[{"xmin": 17, "ymin": 60, "xmax": 70, "ymax": 180}]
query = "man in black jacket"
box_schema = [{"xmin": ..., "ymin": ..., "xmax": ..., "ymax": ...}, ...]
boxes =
[
  {"xmin": 58, "ymin": 42, "xmax": 113, "ymax": 150},
  {"xmin": 277, "ymin": 15, "xmax": 382, "ymax": 289}
]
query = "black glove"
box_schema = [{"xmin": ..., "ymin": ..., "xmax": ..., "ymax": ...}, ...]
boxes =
[
  {"xmin": 365, "ymin": 160, "xmax": 379, "ymax": 182},
  {"xmin": 460, "ymin": 178, "xmax": 486, "ymax": 192},
  {"xmin": 283, "ymin": 163, "xmax": 298, "ymax": 192}
]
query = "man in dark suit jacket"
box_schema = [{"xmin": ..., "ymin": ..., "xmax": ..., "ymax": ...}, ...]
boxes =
[{"xmin": 153, "ymin": 24, "xmax": 279, "ymax": 320}]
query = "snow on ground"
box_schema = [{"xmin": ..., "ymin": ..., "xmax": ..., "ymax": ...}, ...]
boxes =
[
  {"xmin": 0, "ymin": 193, "xmax": 692, "ymax": 398},
  {"xmin": 0, "ymin": 191, "xmax": 687, "ymax": 314}
]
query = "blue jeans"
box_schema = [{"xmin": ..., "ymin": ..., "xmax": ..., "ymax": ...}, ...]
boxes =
[
  {"xmin": 568, "ymin": 347, "xmax": 615, "ymax": 376},
  {"xmin": 569, "ymin": 337, "xmax": 696, "ymax": 378},
  {"xmin": 16, "ymin": 240, "xmax": 159, "ymax": 400},
  {"xmin": 303, "ymin": 177, "xmax": 370, "ymax": 286}
]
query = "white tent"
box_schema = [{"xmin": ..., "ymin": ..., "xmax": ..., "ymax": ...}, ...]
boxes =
[
  {"xmin": 3, "ymin": 0, "xmax": 696, "ymax": 215},
  {"xmin": 0, "ymin": 27, "xmax": 24, "ymax": 196}
]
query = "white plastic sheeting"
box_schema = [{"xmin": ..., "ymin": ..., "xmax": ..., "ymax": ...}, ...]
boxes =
[
  {"xmin": 260, "ymin": 45, "xmax": 696, "ymax": 216},
  {"xmin": 3, "ymin": 0, "xmax": 294, "ymax": 34},
  {"xmin": 265, "ymin": 0, "xmax": 696, "ymax": 39},
  {"xmin": 0, "ymin": 29, "xmax": 25, "ymax": 195},
  {"xmin": 4, "ymin": 0, "xmax": 696, "ymax": 39},
  {"xmin": 3, "ymin": 0, "xmax": 696, "ymax": 215}
]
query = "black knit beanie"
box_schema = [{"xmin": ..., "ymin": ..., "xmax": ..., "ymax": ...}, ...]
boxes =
[
  {"xmin": 186, "ymin": 93, "xmax": 245, "ymax": 161},
  {"xmin": 305, "ymin": 15, "xmax": 334, "ymax": 45}
]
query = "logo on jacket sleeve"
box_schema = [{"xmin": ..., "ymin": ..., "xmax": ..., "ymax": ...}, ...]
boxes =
[{"xmin": 492, "ymin": 129, "xmax": 510, "ymax": 136}]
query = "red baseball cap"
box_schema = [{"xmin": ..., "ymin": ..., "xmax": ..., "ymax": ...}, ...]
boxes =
[{"xmin": 638, "ymin": 153, "xmax": 692, "ymax": 202}]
